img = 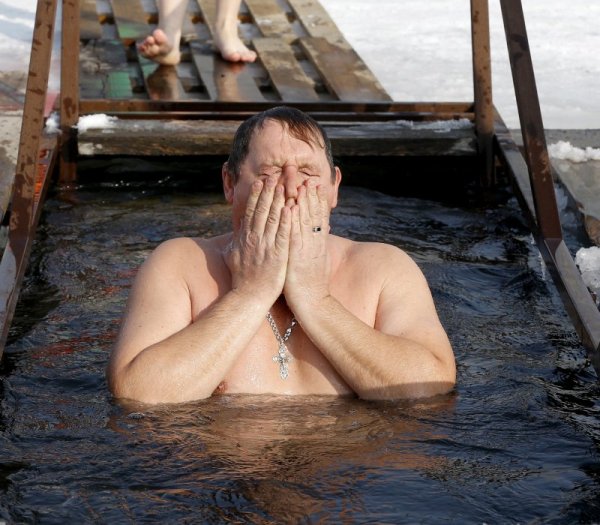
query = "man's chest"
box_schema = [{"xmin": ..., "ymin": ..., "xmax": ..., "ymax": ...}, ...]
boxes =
[{"xmin": 220, "ymin": 327, "xmax": 352, "ymax": 396}]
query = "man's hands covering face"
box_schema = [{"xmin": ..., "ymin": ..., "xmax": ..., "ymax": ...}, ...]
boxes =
[
  {"xmin": 225, "ymin": 178, "xmax": 331, "ymax": 310},
  {"xmin": 284, "ymin": 180, "xmax": 332, "ymax": 313}
]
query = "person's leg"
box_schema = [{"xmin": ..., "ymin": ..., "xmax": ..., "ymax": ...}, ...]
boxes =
[
  {"xmin": 214, "ymin": 0, "xmax": 257, "ymax": 63},
  {"xmin": 138, "ymin": 0, "xmax": 189, "ymax": 65}
]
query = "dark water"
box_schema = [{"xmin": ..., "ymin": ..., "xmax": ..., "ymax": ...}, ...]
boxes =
[{"xmin": 1, "ymin": 179, "xmax": 599, "ymax": 524}]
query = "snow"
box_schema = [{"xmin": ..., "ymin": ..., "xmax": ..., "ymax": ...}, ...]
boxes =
[
  {"xmin": 575, "ymin": 247, "xmax": 600, "ymax": 302},
  {"xmin": 548, "ymin": 141, "xmax": 600, "ymax": 163},
  {"xmin": 44, "ymin": 112, "xmax": 59, "ymax": 134},
  {"xmin": 76, "ymin": 114, "xmax": 118, "ymax": 133}
]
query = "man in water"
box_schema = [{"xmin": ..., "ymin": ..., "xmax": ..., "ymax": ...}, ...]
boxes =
[
  {"xmin": 107, "ymin": 106, "xmax": 456, "ymax": 404},
  {"xmin": 139, "ymin": 0, "xmax": 257, "ymax": 65}
]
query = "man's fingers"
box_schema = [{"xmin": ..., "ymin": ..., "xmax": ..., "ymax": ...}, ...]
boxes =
[
  {"xmin": 298, "ymin": 181, "xmax": 328, "ymax": 240},
  {"xmin": 307, "ymin": 181, "xmax": 323, "ymax": 231},
  {"xmin": 275, "ymin": 205, "xmax": 292, "ymax": 254},
  {"xmin": 289, "ymin": 204, "xmax": 302, "ymax": 250},
  {"xmin": 317, "ymin": 184, "xmax": 330, "ymax": 233},
  {"xmin": 243, "ymin": 180, "xmax": 263, "ymax": 233},
  {"xmin": 263, "ymin": 184, "xmax": 285, "ymax": 241},
  {"xmin": 297, "ymin": 185, "xmax": 313, "ymax": 237},
  {"xmin": 250, "ymin": 177, "xmax": 277, "ymax": 234}
]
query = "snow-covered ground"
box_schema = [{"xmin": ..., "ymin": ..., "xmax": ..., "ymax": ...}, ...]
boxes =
[
  {"xmin": 320, "ymin": 0, "xmax": 600, "ymax": 130},
  {"xmin": 1, "ymin": 0, "xmax": 599, "ymax": 129}
]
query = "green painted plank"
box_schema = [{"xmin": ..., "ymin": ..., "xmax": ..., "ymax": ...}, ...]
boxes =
[{"xmin": 110, "ymin": 0, "xmax": 149, "ymax": 42}]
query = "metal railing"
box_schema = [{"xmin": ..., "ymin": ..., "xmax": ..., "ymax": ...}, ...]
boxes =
[{"xmin": 0, "ymin": 0, "xmax": 60, "ymax": 350}]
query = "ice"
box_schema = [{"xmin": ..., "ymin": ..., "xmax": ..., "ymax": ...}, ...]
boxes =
[
  {"xmin": 548, "ymin": 141, "xmax": 600, "ymax": 163},
  {"xmin": 575, "ymin": 246, "xmax": 600, "ymax": 301}
]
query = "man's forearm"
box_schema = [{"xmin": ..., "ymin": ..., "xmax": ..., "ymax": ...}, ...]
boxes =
[
  {"xmin": 293, "ymin": 295, "xmax": 456, "ymax": 400},
  {"xmin": 109, "ymin": 290, "xmax": 269, "ymax": 404}
]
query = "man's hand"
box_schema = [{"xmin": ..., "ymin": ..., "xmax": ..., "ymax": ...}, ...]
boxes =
[
  {"xmin": 225, "ymin": 178, "xmax": 291, "ymax": 304},
  {"xmin": 284, "ymin": 180, "xmax": 332, "ymax": 313}
]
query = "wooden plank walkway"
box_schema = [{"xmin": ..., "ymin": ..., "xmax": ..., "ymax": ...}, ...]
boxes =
[
  {"xmin": 79, "ymin": 0, "xmax": 391, "ymax": 104},
  {"xmin": 74, "ymin": 0, "xmax": 477, "ymax": 158}
]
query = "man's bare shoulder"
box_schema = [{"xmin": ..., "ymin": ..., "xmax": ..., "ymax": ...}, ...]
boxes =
[
  {"xmin": 146, "ymin": 234, "xmax": 230, "ymax": 265},
  {"xmin": 332, "ymin": 235, "xmax": 417, "ymax": 271}
]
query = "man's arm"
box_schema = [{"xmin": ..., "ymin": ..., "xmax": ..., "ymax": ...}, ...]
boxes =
[
  {"xmin": 285, "ymin": 182, "xmax": 455, "ymax": 400},
  {"xmin": 293, "ymin": 246, "xmax": 455, "ymax": 399},
  {"xmin": 107, "ymin": 239, "xmax": 273, "ymax": 404},
  {"xmin": 108, "ymin": 179, "xmax": 291, "ymax": 404}
]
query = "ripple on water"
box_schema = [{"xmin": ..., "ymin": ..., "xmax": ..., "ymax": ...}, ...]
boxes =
[{"xmin": 1, "ymin": 184, "xmax": 599, "ymax": 523}]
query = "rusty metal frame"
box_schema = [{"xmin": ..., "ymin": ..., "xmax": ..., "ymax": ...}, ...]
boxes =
[
  {"xmin": 497, "ymin": 0, "xmax": 600, "ymax": 371},
  {"xmin": 470, "ymin": 0, "xmax": 495, "ymax": 186},
  {"xmin": 0, "ymin": 0, "xmax": 60, "ymax": 353},
  {"xmin": 59, "ymin": 0, "xmax": 80, "ymax": 183}
]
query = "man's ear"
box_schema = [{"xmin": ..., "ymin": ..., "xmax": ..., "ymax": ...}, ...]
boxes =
[
  {"xmin": 330, "ymin": 166, "xmax": 342, "ymax": 209},
  {"xmin": 222, "ymin": 162, "xmax": 235, "ymax": 203}
]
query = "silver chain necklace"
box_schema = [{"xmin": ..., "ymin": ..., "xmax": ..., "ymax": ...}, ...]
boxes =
[{"xmin": 266, "ymin": 311, "xmax": 297, "ymax": 379}]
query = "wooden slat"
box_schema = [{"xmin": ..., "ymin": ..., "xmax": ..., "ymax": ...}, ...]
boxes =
[
  {"xmin": 190, "ymin": 42, "xmax": 265, "ymax": 102},
  {"xmin": 88, "ymin": 40, "xmax": 133, "ymax": 99},
  {"xmin": 299, "ymin": 37, "xmax": 391, "ymax": 101},
  {"xmin": 79, "ymin": 98, "xmax": 474, "ymax": 115},
  {"xmin": 81, "ymin": 40, "xmax": 132, "ymax": 99},
  {"xmin": 139, "ymin": 60, "xmax": 189, "ymax": 100},
  {"xmin": 77, "ymin": 119, "xmax": 476, "ymax": 157},
  {"xmin": 80, "ymin": 0, "xmax": 103, "ymax": 41},
  {"xmin": 106, "ymin": 72, "xmax": 134, "ymax": 99},
  {"xmin": 245, "ymin": 0, "xmax": 296, "ymax": 42},
  {"xmin": 253, "ymin": 38, "xmax": 318, "ymax": 101},
  {"xmin": 110, "ymin": 0, "xmax": 149, "ymax": 43},
  {"xmin": 287, "ymin": 0, "xmax": 346, "ymax": 44},
  {"xmin": 79, "ymin": 42, "xmax": 105, "ymax": 98}
]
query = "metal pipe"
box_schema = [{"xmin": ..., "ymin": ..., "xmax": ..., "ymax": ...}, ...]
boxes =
[
  {"xmin": 500, "ymin": 0, "xmax": 562, "ymax": 241},
  {"xmin": 0, "ymin": 0, "xmax": 58, "ymax": 353},
  {"xmin": 471, "ymin": 0, "xmax": 495, "ymax": 185},
  {"xmin": 60, "ymin": 0, "xmax": 81, "ymax": 182},
  {"xmin": 499, "ymin": 0, "xmax": 600, "ymax": 370}
]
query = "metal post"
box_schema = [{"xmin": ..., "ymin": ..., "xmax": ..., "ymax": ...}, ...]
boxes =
[
  {"xmin": 500, "ymin": 0, "xmax": 562, "ymax": 242},
  {"xmin": 470, "ymin": 0, "xmax": 495, "ymax": 186},
  {"xmin": 59, "ymin": 0, "xmax": 80, "ymax": 183},
  {"xmin": 0, "ymin": 0, "xmax": 58, "ymax": 352},
  {"xmin": 499, "ymin": 0, "xmax": 600, "ymax": 371}
]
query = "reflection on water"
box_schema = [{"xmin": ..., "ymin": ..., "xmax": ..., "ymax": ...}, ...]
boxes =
[{"xmin": 1, "ymin": 182, "xmax": 599, "ymax": 523}]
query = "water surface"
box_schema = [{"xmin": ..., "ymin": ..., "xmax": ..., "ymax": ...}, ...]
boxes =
[{"xmin": 1, "ymin": 180, "xmax": 599, "ymax": 523}]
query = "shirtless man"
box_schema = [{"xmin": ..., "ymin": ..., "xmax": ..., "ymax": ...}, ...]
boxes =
[
  {"xmin": 138, "ymin": 0, "xmax": 257, "ymax": 65},
  {"xmin": 107, "ymin": 107, "xmax": 456, "ymax": 404}
]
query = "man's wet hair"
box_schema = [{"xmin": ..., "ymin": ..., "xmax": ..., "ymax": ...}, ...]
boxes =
[{"xmin": 226, "ymin": 106, "xmax": 335, "ymax": 182}]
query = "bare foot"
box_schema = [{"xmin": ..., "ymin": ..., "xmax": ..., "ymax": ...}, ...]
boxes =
[
  {"xmin": 138, "ymin": 29, "xmax": 181, "ymax": 66},
  {"xmin": 214, "ymin": 27, "xmax": 257, "ymax": 63}
]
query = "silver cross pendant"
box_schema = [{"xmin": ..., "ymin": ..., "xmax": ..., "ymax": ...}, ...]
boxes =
[{"xmin": 272, "ymin": 344, "xmax": 293, "ymax": 380}]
